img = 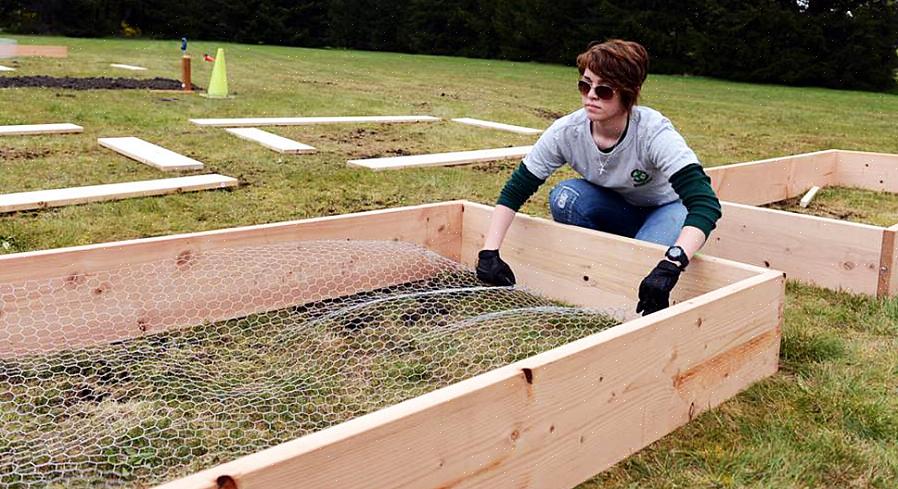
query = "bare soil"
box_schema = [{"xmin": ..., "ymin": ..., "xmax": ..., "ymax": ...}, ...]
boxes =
[{"xmin": 0, "ymin": 76, "xmax": 201, "ymax": 90}]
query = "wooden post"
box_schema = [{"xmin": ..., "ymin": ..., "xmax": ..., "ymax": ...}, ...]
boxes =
[
  {"xmin": 889, "ymin": 224, "xmax": 898, "ymax": 297},
  {"xmin": 182, "ymin": 55, "xmax": 192, "ymax": 92},
  {"xmin": 878, "ymin": 225, "xmax": 898, "ymax": 298}
]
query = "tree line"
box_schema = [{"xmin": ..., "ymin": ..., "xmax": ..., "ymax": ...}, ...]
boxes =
[{"xmin": 2, "ymin": 0, "xmax": 896, "ymax": 90}]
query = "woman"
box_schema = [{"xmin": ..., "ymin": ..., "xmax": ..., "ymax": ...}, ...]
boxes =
[{"xmin": 475, "ymin": 39, "xmax": 722, "ymax": 316}]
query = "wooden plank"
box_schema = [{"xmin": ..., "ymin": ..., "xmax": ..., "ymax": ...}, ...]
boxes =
[
  {"xmin": 834, "ymin": 150, "xmax": 898, "ymax": 193},
  {"xmin": 14, "ymin": 45, "xmax": 68, "ymax": 58},
  {"xmin": 706, "ymin": 150, "xmax": 838, "ymax": 205},
  {"xmin": 110, "ymin": 63, "xmax": 148, "ymax": 71},
  {"xmin": 0, "ymin": 174, "xmax": 237, "ymax": 214},
  {"xmin": 348, "ymin": 145, "xmax": 532, "ymax": 171},
  {"xmin": 0, "ymin": 123, "xmax": 83, "ymax": 136},
  {"xmin": 155, "ymin": 270, "xmax": 782, "ymax": 489},
  {"xmin": 0, "ymin": 245, "xmax": 448, "ymax": 357},
  {"xmin": 0, "ymin": 65, "xmax": 15, "ymax": 72},
  {"xmin": 98, "ymin": 137, "xmax": 205, "ymax": 171},
  {"xmin": 0, "ymin": 201, "xmax": 463, "ymax": 282},
  {"xmin": 704, "ymin": 201, "xmax": 884, "ymax": 295},
  {"xmin": 225, "ymin": 127, "xmax": 317, "ymax": 154},
  {"xmin": 460, "ymin": 202, "xmax": 764, "ymax": 317},
  {"xmin": 0, "ymin": 42, "xmax": 14, "ymax": 58},
  {"xmin": 451, "ymin": 117, "xmax": 543, "ymax": 135},
  {"xmin": 190, "ymin": 115, "xmax": 441, "ymax": 127},
  {"xmin": 0, "ymin": 202, "xmax": 464, "ymax": 356}
]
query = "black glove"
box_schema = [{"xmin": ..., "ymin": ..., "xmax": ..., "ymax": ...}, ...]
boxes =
[
  {"xmin": 476, "ymin": 249, "xmax": 516, "ymax": 286},
  {"xmin": 636, "ymin": 260, "xmax": 682, "ymax": 316}
]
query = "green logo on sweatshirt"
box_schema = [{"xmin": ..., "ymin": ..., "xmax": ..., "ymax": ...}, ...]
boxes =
[{"xmin": 631, "ymin": 169, "xmax": 653, "ymax": 187}]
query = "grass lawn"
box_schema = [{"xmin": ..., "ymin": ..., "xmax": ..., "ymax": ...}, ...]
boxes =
[{"xmin": 1, "ymin": 35, "xmax": 896, "ymax": 487}]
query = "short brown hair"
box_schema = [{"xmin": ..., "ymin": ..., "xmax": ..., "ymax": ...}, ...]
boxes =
[{"xmin": 576, "ymin": 39, "xmax": 649, "ymax": 111}]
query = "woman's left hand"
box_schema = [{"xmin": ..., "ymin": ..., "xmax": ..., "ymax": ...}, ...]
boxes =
[{"xmin": 636, "ymin": 260, "xmax": 682, "ymax": 316}]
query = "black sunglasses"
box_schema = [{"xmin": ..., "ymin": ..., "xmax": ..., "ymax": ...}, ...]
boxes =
[{"xmin": 578, "ymin": 80, "xmax": 615, "ymax": 100}]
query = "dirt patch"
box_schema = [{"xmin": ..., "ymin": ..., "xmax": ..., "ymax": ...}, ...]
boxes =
[
  {"xmin": 297, "ymin": 78, "xmax": 337, "ymax": 86},
  {"xmin": 0, "ymin": 76, "xmax": 201, "ymax": 91},
  {"xmin": 322, "ymin": 128, "xmax": 384, "ymax": 145},
  {"xmin": 532, "ymin": 107, "xmax": 566, "ymax": 120},
  {"xmin": 0, "ymin": 147, "xmax": 53, "ymax": 161},
  {"xmin": 767, "ymin": 197, "xmax": 864, "ymax": 221},
  {"xmin": 312, "ymin": 127, "xmax": 426, "ymax": 158},
  {"xmin": 763, "ymin": 188, "xmax": 898, "ymax": 226},
  {"xmin": 346, "ymin": 128, "xmax": 379, "ymax": 140},
  {"xmin": 468, "ymin": 159, "xmax": 519, "ymax": 174}
]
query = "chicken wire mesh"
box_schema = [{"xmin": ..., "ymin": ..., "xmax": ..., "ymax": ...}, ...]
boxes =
[{"xmin": 0, "ymin": 240, "xmax": 622, "ymax": 488}]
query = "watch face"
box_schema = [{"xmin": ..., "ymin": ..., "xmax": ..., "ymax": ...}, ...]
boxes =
[{"xmin": 668, "ymin": 247, "xmax": 683, "ymax": 259}]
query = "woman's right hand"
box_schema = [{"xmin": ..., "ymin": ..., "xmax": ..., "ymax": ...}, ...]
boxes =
[{"xmin": 476, "ymin": 249, "xmax": 516, "ymax": 286}]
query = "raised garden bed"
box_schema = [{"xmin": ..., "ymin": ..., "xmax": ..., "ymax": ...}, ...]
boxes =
[
  {"xmin": 704, "ymin": 150, "xmax": 898, "ymax": 297},
  {"xmin": 0, "ymin": 201, "xmax": 783, "ymax": 488}
]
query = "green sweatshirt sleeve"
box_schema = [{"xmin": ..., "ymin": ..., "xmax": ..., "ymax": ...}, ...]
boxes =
[
  {"xmin": 669, "ymin": 163, "xmax": 722, "ymax": 238},
  {"xmin": 496, "ymin": 162, "xmax": 546, "ymax": 211}
]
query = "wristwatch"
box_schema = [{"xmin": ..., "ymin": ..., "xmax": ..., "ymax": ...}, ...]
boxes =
[{"xmin": 665, "ymin": 245, "xmax": 689, "ymax": 270}]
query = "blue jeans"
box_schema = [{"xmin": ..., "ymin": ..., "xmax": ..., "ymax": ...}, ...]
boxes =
[{"xmin": 549, "ymin": 178, "xmax": 687, "ymax": 246}]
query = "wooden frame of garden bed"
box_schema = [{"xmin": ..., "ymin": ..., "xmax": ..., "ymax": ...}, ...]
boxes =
[
  {"xmin": 703, "ymin": 149, "xmax": 898, "ymax": 297},
  {"xmin": 0, "ymin": 200, "xmax": 783, "ymax": 489}
]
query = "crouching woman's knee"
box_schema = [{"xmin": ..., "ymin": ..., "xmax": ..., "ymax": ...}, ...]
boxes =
[{"xmin": 549, "ymin": 179, "xmax": 591, "ymax": 224}]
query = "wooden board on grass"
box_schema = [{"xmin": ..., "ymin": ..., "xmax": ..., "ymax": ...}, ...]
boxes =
[
  {"xmin": 14, "ymin": 45, "xmax": 68, "ymax": 58},
  {"xmin": 110, "ymin": 63, "xmax": 148, "ymax": 71},
  {"xmin": 190, "ymin": 115, "xmax": 441, "ymax": 127},
  {"xmin": 225, "ymin": 127, "xmax": 317, "ymax": 154},
  {"xmin": 99, "ymin": 137, "xmax": 204, "ymax": 171},
  {"xmin": 0, "ymin": 123, "xmax": 83, "ymax": 136},
  {"xmin": 0, "ymin": 65, "xmax": 15, "ymax": 72},
  {"xmin": 348, "ymin": 145, "xmax": 533, "ymax": 170},
  {"xmin": 451, "ymin": 117, "xmax": 543, "ymax": 135},
  {"xmin": 0, "ymin": 174, "xmax": 237, "ymax": 213}
]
